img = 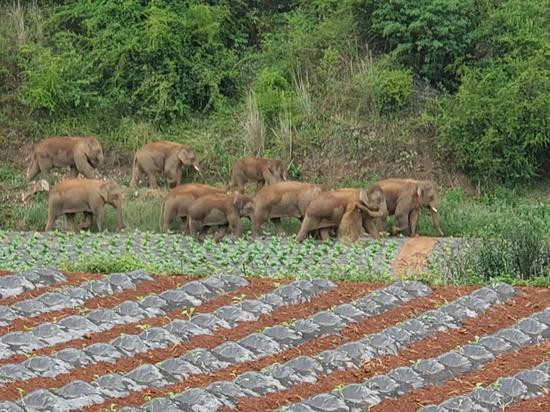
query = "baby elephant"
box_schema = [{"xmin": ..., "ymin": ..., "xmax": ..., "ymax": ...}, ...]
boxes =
[
  {"xmin": 296, "ymin": 186, "xmax": 388, "ymax": 242},
  {"xmin": 229, "ymin": 156, "xmax": 287, "ymax": 194},
  {"xmin": 27, "ymin": 136, "xmax": 104, "ymax": 181},
  {"xmin": 376, "ymin": 178, "xmax": 444, "ymax": 237},
  {"xmin": 160, "ymin": 183, "xmax": 226, "ymax": 233},
  {"xmin": 129, "ymin": 141, "xmax": 202, "ymax": 189},
  {"xmin": 188, "ymin": 192, "xmax": 254, "ymax": 240},
  {"xmin": 46, "ymin": 179, "xmax": 125, "ymax": 232}
]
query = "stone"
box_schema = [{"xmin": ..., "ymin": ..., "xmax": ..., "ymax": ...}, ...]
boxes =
[
  {"xmin": 219, "ymin": 275, "xmax": 247, "ymax": 289},
  {"xmin": 285, "ymin": 405, "xmax": 316, "ymax": 412},
  {"xmin": 315, "ymin": 350, "xmax": 355, "ymax": 372},
  {"xmin": 400, "ymin": 318, "xmax": 430, "ymax": 339},
  {"xmin": 498, "ymin": 377, "xmax": 528, "ymax": 402},
  {"xmin": 335, "ymin": 342, "xmax": 373, "ymax": 365},
  {"xmin": 478, "ymin": 337, "xmax": 513, "ymax": 355},
  {"xmin": 471, "ymin": 287, "xmax": 500, "ymax": 305},
  {"xmin": 495, "ymin": 328, "xmax": 531, "ymax": 348},
  {"xmin": 310, "ymin": 311, "xmax": 346, "ymax": 333},
  {"xmin": 214, "ymin": 305, "xmax": 257, "ymax": 325},
  {"xmin": 515, "ymin": 369, "xmax": 549, "ymax": 393},
  {"xmin": 190, "ymin": 313, "xmax": 230, "ymax": 331},
  {"xmin": 491, "ymin": 283, "xmax": 515, "ymax": 301},
  {"xmin": 84, "ymin": 343, "xmax": 123, "ymax": 363},
  {"xmin": 142, "ymin": 397, "xmax": 181, "ymax": 412},
  {"xmin": 24, "ymin": 356, "xmax": 70, "ymax": 377},
  {"xmin": 181, "ymin": 280, "xmax": 216, "ymax": 299},
  {"xmin": 284, "ymin": 356, "xmax": 324, "ymax": 381},
  {"xmin": 518, "ymin": 318, "xmax": 547, "ymax": 339},
  {"xmin": 240, "ymin": 299, "xmax": 273, "ymax": 317},
  {"xmin": 55, "ymin": 348, "xmax": 92, "ymax": 368},
  {"xmin": 58, "ymin": 315, "xmax": 99, "ymax": 333},
  {"xmin": 57, "ymin": 380, "xmax": 103, "ymax": 409},
  {"xmin": 173, "ymin": 388, "xmax": 224, "ymax": 412},
  {"xmin": 263, "ymin": 325, "xmax": 303, "ymax": 347},
  {"xmin": 111, "ymin": 334, "xmax": 149, "ymax": 356},
  {"xmin": 332, "ymin": 304, "xmax": 367, "ymax": 322},
  {"xmin": 0, "ymin": 306, "xmax": 17, "ymax": 325},
  {"xmin": 212, "ymin": 342, "xmax": 255, "ymax": 364},
  {"xmin": 116, "ymin": 301, "xmax": 148, "ymax": 320},
  {"xmin": 157, "ymin": 357, "xmax": 201, "ymax": 379},
  {"xmin": 470, "ymin": 387, "xmax": 504, "ymax": 408},
  {"xmin": 413, "ymin": 359, "xmax": 451, "ymax": 384},
  {"xmin": 138, "ymin": 327, "xmax": 180, "ymax": 349},
  {"xmin": 437, "ymin": 352, "xmax": 472, "ymax": 375},
  {"xmin": 441, "ymin": 302, "xmax": 474, "ymax": 321},
  {"xmin": 84, "ymin": 280, "xmax": 113, "ymax": 296},
  {"xmin": 399, "ymin": 281, "xmax": 432, "ymax": 297},
  {"xmin": 22, "ymin": 389, "xmax": 70, "ymax": 411},
  {"xmin": 238, "ymin": 333, "xmax": 280, "ymax": 356},
  {"xmin": 306, "ymin": 393, "xmax": 348, "ymax": 412},
  {"xmin": 419, "ymin": 310, "xmax": 458, "ymax": 331},
  {"xmin": 37, "ymin": 292, "xmax": 74, "ymax": 310},
  {"xmin": 276, "ymin": 285, "xmax": 305, "ymax": 304},
  {"xmin": 261, "ymin": 293, "xmax": 285, "ymax": 307},
  {"xmin": 68, "ymin": 287, "xmax": 92, "ymax": 301},
  {"xmin": 126, "ymin": 364, "xmax": 169, "ymax": 388},
  {"xmin": 439, "ymin": 395, "xmax": 478, "ymax": 411},
  {"xmin": 0, "ymin": 275, "xmax": 34, "ymax": 295},
  {"xmin": 22, "ymin": 268, "xmax": 66, "ymax": 286},
  {"xmin": 0, "ymin": 364, "xmax": 35, "ymax": 383},
  {"xmin": 361, "ymin": 333, "xmax": 398, "ymax": 356},
  {"xmin": 268, "ymin": 363, "xmax": 304, "ymax": 386},
  {"xmin": 96, "ymin": 373, "xmax": 133, "ymax": 398},
  {"xmin": 12, "ymin": 299, "xmax": 46, "ymax": 316},
  {"xmin": 1, "ymin": 331, "xmax": 44, "ymax": 352},
  {"xmin": 32, "ymin": 323, "xmax": 68, "ymax": 345},
  {"xmin": 310, "ymin": 278, "xmax": 336, "ymax": 292},
  {"xmin": 0, "ymin": 401, "xmax": 24, "ymax": 412},
  {"xmin": 201, "ymin": 276, "xmax": 228, "ymax": 293},
  {"xmin": 370, "ymin": 290, "xmax": 399, "ymax": 308},
  {"xmin": 292, "ymin": 319, "xmax": 322, "ymax": 340},
  {"xmin": 460, "ymin": 345, "xmax": 495, "ymax": 365},
  {"xmin": 533, "ymin": 309, "xmax": 550, "ymax": 327},
  {"xmin": 166, "ymin": 319, "xmax": 211, "ymax": 339},
  {"xmin": 336, "ymin": 383, "xmax": 381, "ymax": 409},
  {"xmin": 139, "ymin": 295, "xmax": 168, "ymax": 315},
  {"xmin": 158, "ymin": 289, "xmax": 198, "ymax": 310},
  {"xmin": 292, "ymin": 280, "xmax": 318, "ymax": 297},
  {"xmin": 206, "ymin": 380, "xmax": 256, "ymax": 407},
  {"xmin": 106, "ymin": 273, "xmax": 135, "ymax": 291},
  {"xmin": 387, "ymin": 367, "xmax": 424, "ymax": 392},
  {"xmin": 235, "ymin": 371, "xmax": 286, "ymax": 395},
  {"xmin": 125, "ymin": 270, "xmax": 153, "ymax": 282},
  {"xmin": 182, "ymin": 348, "xmax": 230, "ymax": 371},
  {"xmin": 364, "ymin": 375, "xmax": 399, "ymax": 397},
  {"xmin": 87, "ymin": 309, "xmax": 124, "ymax": 328}
]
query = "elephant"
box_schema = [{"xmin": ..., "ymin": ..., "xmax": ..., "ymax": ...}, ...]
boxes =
[
  {"xmin": 295, "ymin": 186, "xmax": 388, "ymax": 242},
  {"xmin": 376, "ymin": 178, "xmax": 444, "ymax": 237},
  {"xmin": 27, "ymin": 136, "xmax": 104, "ymax": 181},
  {"xmin": 229, "ymin": 157, "xmax": 288, "ymax": 194},
  {"xmin": 45, "ymin": 179, "xmax": 124, "ymax": 232},
  {"xmin": 188, "ymin": 192, "xmax": 254, "ymax": 240},
  {"xmin": 159, "ymin": 183, "xmax": 226, "ymax": 233},
  {"xmin": 129, "ymin": 141, "xmax": 202, "ymax": 189},
  {"xmin": 251, "ymin": 181, "xmax": 325, "ymax": 238}
]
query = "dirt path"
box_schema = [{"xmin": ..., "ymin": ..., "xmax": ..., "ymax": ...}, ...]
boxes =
[{"xmin": 392, "ymin": 236, "xmax": 437, "ymax": 277}]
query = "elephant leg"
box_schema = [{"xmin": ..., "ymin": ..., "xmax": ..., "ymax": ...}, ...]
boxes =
[
  {"xmin": 79, "ymin": 212, "xmax": 93, "ymax": 231},
  {"xmin": 251, "ymin": 210, "xmax": 268, "ymax": 238},
  {"xmin": 65, "ymin": 213, "xmax": 77, "ymax": 232},
  {"xmin": 431, "ymin": 209, "xmax": 444, "ymax": 237},
  {"xmin": 409, "ymin": 209, "xmax": 419, "ymax": 237},
  {"xmin": 364, "ymin": 219, "xmax": 381, "ymax": 240},
  {"xmin": 37, "ymin": 156, "xmax": 52, "ymax": 178},
  {"xmin": 181, "ymin": 216, "xmax": 191, "ymax": 235},
  {"xmin": 68, "ymin": 166, "xmax": 79, "ymax": 178},
  {"xmin": 392, "ymin": 213, "xmax": 410, "ymax": 236},
  {"xmin": 188, "ymin": 218, "xmax": 202, "ymax": 238},
  {"xmin": 26, "ymin": 156, "xmax": 40, "ymax": 180},
  {"xmin": 256, "ymin": 180, "xmax": 265, "ymax": 193},
  {"xmin": 129, "ymin": 163, "xmax": 142, "ymax": 188},
  {"xmin": 74, "ymin": 152, "xmax": 96, "ymax": 179},
  {"xmin": 92, "ymin": 205, "xmax": 105, "ymax": 232},
  {"xmin": 45, "ymin": 207, "xmax": 60, "ymax": 231},
  {"xmin": 213, "ymin": 226, "xmax": 227, "ymax": 242},
  {"xmin": 296, "ymin": 215, "xmax": 317, "ymax": 243},
  {"xmin": 320, "ymin": 228, "xmax": 331, "ymax": 241}
]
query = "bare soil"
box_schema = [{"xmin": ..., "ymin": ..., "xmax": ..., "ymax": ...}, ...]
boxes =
[{"xmin": 391, "ymin": 236, "xmax": 437, "ymax": 277}]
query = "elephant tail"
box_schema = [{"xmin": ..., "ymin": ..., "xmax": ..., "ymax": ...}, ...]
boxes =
[
  {"xmin": 159, "ymin": 196, "xmax": 166, "ymax": 231},
  {"xmin": 26, "ymin": 150, "xmax": 38, "ymax": 180}
]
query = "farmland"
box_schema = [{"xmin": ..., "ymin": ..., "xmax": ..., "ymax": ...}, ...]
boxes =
[{"xmin": 0, "ymin": 268, "xmax": 548, "ymax": 411}]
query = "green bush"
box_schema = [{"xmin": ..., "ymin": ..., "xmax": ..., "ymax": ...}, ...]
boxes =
[
  {"xmin": 357, "ymin": 0, "xmax": 482, "ymax": 88},
  {"xmin": 438, "ymin": 55, "xmax": 550, "ymax": 182},
  {"xmin": 355, "ymin": 60, "xmax": 413, "ymax": 115},
  {"xmin": 254, "ymin": 67, "xmax": 294, "ymax": 121},
  {"xmin": 62, "ymin": 253, "xmax": 176, "ymax": 274}
]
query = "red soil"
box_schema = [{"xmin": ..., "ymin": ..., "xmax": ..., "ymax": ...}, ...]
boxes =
[
  {"xmin": 507, "ymin": 393, "xmax": 550, "ymax": 412},
  {"xmin": 373, "ymin": 340, "xmax": 550, "ymax": 411},
  {"xmin": 230, "ymin": 287, "xmax": 550, "ymax": 411},
  {"xmin": 86, "ymin": 285, "xmax": 468, "ymax": 411},
  {"xmin": 3, "ymin": 274, "xmax": 190, "ymax": 332},
  {"xmin": 392, "ymin": 236, "xmax": 437, "ymax": 277}
]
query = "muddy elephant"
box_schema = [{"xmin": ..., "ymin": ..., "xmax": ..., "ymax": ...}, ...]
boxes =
[
  {"xmin": 159, "ymin": 183, "xmax": 226, "ymax": 233},
  {"xmin": 296, "ymin": 186, "xmax": 388, "ymax": 242},
  {"xmin": 129, "ymin": 141, "xmax": 202, "ymax": 189},
  {"xmin": 376, "ymin": 178, "xmax": 444, "ymax": 237},
  {"xmin": 188, "ymin": 192, "xmax": 254, "ymax": 239},
  {"xmin": 251, "ymin": 181, "xmax": 325, "ymax": 238},
  {"xmin": 27, "ymin": 136, "xmax": 104, "ymax": 181},
  {"xmin": 229, "ymin": 157, "xmax": 288, "ymax": 194},
  {"xmin": 45, "ymin": 179, "xmax": 124, "ymax": 232}
]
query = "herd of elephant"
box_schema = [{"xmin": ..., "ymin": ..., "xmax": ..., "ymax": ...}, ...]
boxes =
[{"xmin": 26, "ymin": 136, "xmax": 445, "ymax": 241}]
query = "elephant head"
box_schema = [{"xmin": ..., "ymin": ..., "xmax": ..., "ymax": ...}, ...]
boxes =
[
  {"xmin": 359, "ymin": 185, "xmax": 388, "ymax": 218},
  {"xmin": 268, "ymin": 160, "xmax": 288, "ymax": 182},
  {"xmin": 178, "ymin": 145, "xmax": 202, "ymax": 177},
  {"xmin": 83, "ymin": 137, "xmax": 104, "ymax": 167},
  {"xmin": 99, "ymin": 181, "xmax": 125, "ymax": 230},
  {"xmin": 232, "ymin": 193, "xmax": 254, "ymax": 217},
  {"xmin": 416, "ymin": 181, "xmax": 439, "ymax": 213}
]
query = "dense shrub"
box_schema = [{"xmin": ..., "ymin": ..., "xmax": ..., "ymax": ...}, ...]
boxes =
[{"xmin": 355, "ymin": 0, "xmax": 482, "ymax": 88}]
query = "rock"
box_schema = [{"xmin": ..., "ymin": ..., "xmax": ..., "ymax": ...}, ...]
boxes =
[
  {"xmin": 470, "ymin": 387, "xmax": 504, "ymax": 408},
  {"xmin": 84, "ymin": 343, "xmax": 123, "ymax": 363},
  {"xmin": 276, "ymin": 285, "xmax": 305, "ymax": 304},
  {"xmin": 315, "ymin": 350, "xmax": 355, "ymax": 372},
  {"xmin": 310, "ymin": 279, "xmax": 337, "ymax": 292},
  {"xmin": 239, "ymin": 299, "xmax": 273, "ymax": 317},
  {"xmin": 436, "ymin": 352, "xmax": 472, "ymax": 375},
  {"xmin": 111, "ymin": 334, "xmax": 149, "ymax": 356},
  {"xmin": 214, "ymin": 305, "xmax": 257, "ymax": 326},
  {"xmin": 84, "ymin": 280, "xmax": 113, "ymax": 296},
  {"xmin": 515, "ymin": 369, "xmax": 549, "ymax": 393},
  {"xmin": 292, "ymin": 319, "xmax": 322, "ymax": 340},
  {"xmin": 126, "ymin": 364, "xmax": 169, "ymax": 388},
  {"xmin": 496, "ymin": 328, "xmax": 531, "ymax": 348},
  {"xmin": 116, "ymin": 301, "xmax": 148, "ymax": 321},
  {"xmin": 212, "ymin": 342, "xmax": 255, "ymax": 365},
  {"xmin": 283, "ymin": 356, "xmax": 324, "ymax": 382},
  {"xmin": 0, "ymin": 275, "xmax": 34, "ymax": 298},
  {"xmin": 471, "ymin": 288, "xmax": 500, "ymax": 305},
  {"xmin": 335, "ymin": 342, "xmax": 373, "ymax": 366},
  {"xmin": 21, "ymin": 389, "xmax": 70, "ymax": 411},
  {"xmin": 235, "ymin": 371, "xmax": 286, "ymax": 395},
  {"xmin": 139, "ymin": 295, "xmax": 168, "ymax": 316},
  {"xmin": 263, "ymin": 325, "xmax": 303, "ymax": 347},
  {"xmin": 332, "ymin": 304, "xmax": 367, "ymax": 322},
  {"xmin": 460, "ymin": 345, "xmax": 494, "ymax": 365},
  {"xmin": 106, "ymin": 273, "xmax": 135, "ymax": 291},
  {"xmin": 0, "ymin": 401, "xmax": 24, "ymax": 412},
  {"xmin": 439, "ymin": 395, "xmax": 478, "ymax": 411},
  {"xmin": 206, "ymin": 380, "xmax": 257, "ymax": 405},
  {"xmin": 478, "ymin": 337, "xmax": 513, "ymax": 355},
  {"xmin": 37, "ymin": 292, "xmax": 74, "ymax": 310},
  {"xmin": 142, "ymin": 396, "xmax": 180, "ymax": 412},
  {"xmin": 181, "ymin": 280, "xmax": 216, "ymax": 299},
  {"xmin": 96, "ymin": 373, "xmax": 134, "ymax": 398},
  {"xmin": 166, "ymin": 319, "xmax": 211, "ymax": 339},
  {"xmin": 1, "ymin": 331, "xmax": 44, "ymax": 352},
  {"xmin": 0, "ymin": 306, "xmax": 17, "ymax": 325},
  {"xmin": 182, "ymin": 348, "xmax": 230, "ymax": 371},
  {"xmin": 125, "ymin": 270, "xmax": 153, "ymax": 282},
  {"xmin": 58, "ymin": 315, "xmax": 99, "ymax": 333},
  {"xmin": 21, "ymin": 268, "xmax": 66, "ymax": 286},
  {"xmin": 491, "ymin": 283, "xmax": 515, "ymax": 301},
  {"xmin": 498, "ymin": 377, "xmax": 528, "ymax": 402},
  {"xmin": 400, "ymin": 318, "xmax": 430, "ymax": 339},
  {"xmin": 413, "ymin": 359, "xmax": 451, "ymax": 384},
  {"xmin": 518, "ymin": 318, "xmax": 547, "ymax": 339},
  {"xmin": 261, "ymin": 293, "xmax": 285, "ymax": 307},
  {"xmin": 310, "ymin": 311, "xmax": 346, "ymax": 334},
  {"xmin": 361, "ymin": 333, "xmax": 398, "ymax": 356},
  {"xmin": 12, "ymin": 299, "xmax": 47, "ymax": 316},
  {"xmin": 239, "ymin": 333, "xmax": 280, "ymax": 356},
  {"xmin": 173, "ymin": 388, "xmax": 224, "ymax": 412},
  {"xmin": 336, "ymin": 383, "xmax": 381, "ymax": 410},
  {"xmin": 352, "ymin": 297, "xmax": 381, "ymax": 315},
  {"xmin": 55, "ymin": 348, "xmax": 92, "ymax": 368},
  {"xmin": 57, "ymin": 380, "xmax": 103, "ymax": 409},
  {"xmin": 24, "ymin": 356, "xmax": 70, "ymax": 377},
  {"xmin": 370, "ymin": 290, "xmax": 399, "ymax": 308},
  {"xmin": 387, "ymin": 367, "xmax": 424, "ymax": 393},
  {"xmin": 190, "ymin": 313, "xmax": 230, "ymax": 331},
  {"xmin": 32, "ymin": 323, "xmax": 68, "ymax": 345},
  {"xmin": 86, "ymin": 309, "xmax": 124, "ymax": 328},
  {"xmin": 158, "ymin": 289, "xmax": 198, "ymax": 310},
  {"xmin": 364, "ymin": 375, "xmax": 399, "ymax": 398},
  {"xmin": 0, "ymin": 364, "xmax": 35, "ymax": 383},
  {"xmin": 138, "ymin": 327, "xmax": 180, "ymax": 349},
  {"xmin": 157, "ymin": 357, "xmax": 201, "ymax": 379},
  {"xmin": 306, "ymin": 393, "xmax": 348, "ymax": 412}
]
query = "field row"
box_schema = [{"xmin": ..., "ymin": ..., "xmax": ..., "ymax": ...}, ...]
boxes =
[
  {"xmin": 0, "ymin": 269, "xmax": 547, "ymax": 411},
  {"xmin": 0, "ymin": 231, "xmax": 467, "ymax": 278}
]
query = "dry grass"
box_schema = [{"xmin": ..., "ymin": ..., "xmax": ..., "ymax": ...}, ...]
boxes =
[{"xmin": 243, "ymin": 91, "xmax": 265, "ymax": 156}]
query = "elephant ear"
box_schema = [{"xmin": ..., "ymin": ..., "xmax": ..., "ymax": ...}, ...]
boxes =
[{"xmin": 177, "ymin": 147, "xmax": 194, "ymax": 165}]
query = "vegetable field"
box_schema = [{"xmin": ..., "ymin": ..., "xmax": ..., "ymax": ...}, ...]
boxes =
[{"xmin": 0, "ymin": 268, "xmax": 548, "ymax": 411}]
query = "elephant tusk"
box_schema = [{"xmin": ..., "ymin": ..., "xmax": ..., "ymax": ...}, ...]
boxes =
[
  {"xmin": 193, "ymin": 165, "xmax": 200, "ymax": 172},
  {"xmin": 431, "ymin": 206, "xmax": 438, "ymax": 213}
]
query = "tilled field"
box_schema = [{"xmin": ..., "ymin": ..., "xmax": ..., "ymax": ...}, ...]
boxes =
[{"xmin": 0, "ymin": 269, "xmax": 548, "ymax": 411}]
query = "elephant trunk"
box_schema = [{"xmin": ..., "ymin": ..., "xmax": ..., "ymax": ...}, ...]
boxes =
[
  {"xmin": 357, "ymin": 200, "xmax": 388, "ymax": 219},
  {"xmin": 429, "ymin": 206, "xmax": 444, "ymax": 236},
  {"xmin": 113, "ymin": 201, "xmax": 125, "ymax": 231}
]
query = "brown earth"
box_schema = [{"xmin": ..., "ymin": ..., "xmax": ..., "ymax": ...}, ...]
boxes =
[
  {"xmin": 391, "ymin": 236, "xmax": 437, "ymax": 277},
  {"xmin": 229, "ymin": 287, "xmax": 550, "ymax": 411},
  {"xmin": 506, "ymin": 393, "xmax": 550, "ymax": 411},
  {"xmin": 86, "ymin": 285, "xmax": 468, "ymax": 411}
]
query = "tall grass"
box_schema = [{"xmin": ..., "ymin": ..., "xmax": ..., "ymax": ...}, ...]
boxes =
[{"xmin": 243, "ymin": 91, "xmax": 265, "ymax": 156}]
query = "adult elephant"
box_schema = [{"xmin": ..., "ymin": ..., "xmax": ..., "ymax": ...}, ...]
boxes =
[
  {"xmin": 188, "ymin": 192, "xmax": 254, "ymax": 240},
  {"xmin": 159, "ymin": 183, "xmax": 226, "ymax": 233},
  {"xmin": 27, "ymin": 136, "xmax": 104, "ymax": 181},
  {"xmin": 251, "ymin": 181, "xmax": 325, "ymax": 238},
  {"xmin": 129, "ymin": 141, "xmax": 202, "ymax": 189},
  {"xmin": 229, "ymin": 157, "xmax": 287, "ymax": 194},
  {"xmin": 296, "ymin": 186, "xmax": 388, "ymax": 242},
  {"xmin": 376, "ymin": 178, "xmax": 444, "ymax": 237},
  {"xmin": 45, "ymin": 178, "xmax": 124, "ymax": 232}
]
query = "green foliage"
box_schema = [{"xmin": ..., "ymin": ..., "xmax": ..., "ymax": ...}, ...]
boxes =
[
  {"xmin": 360, "ymin": 0, "xmax": 482, "ymax": 88},
  {"xmin": 439, "ymin": 55, "xmax": 549, "ymax": 182},
  {"xmin": 354, "ymin": 59, "xmax": 413, "ymax": 115},
  {"xmin": 62, "ymin": 253, "xmax": 175, "ymax": 274},
  {"xmin": 254, "ymin": 67, "xmax": 294, "ymax": 122}
]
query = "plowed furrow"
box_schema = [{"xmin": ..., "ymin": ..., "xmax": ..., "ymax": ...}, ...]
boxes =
[
  {"xmin": 236, "ymin": 288, "xmax": 548, "ymax": 411},
  {"xmin": 372, "ymin": 341, "xmax": 550, "ymax": 411},
  {"xmin": 507, "ymin": 393, "xmax": 550, "ymax": 412},
  {"xmin": 2, "ymin": 275, "xmax": 185, "ymax": 332},
  {"xmin": 85, "ymin": 282, "xmax": 442, "ymax": 411}
]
